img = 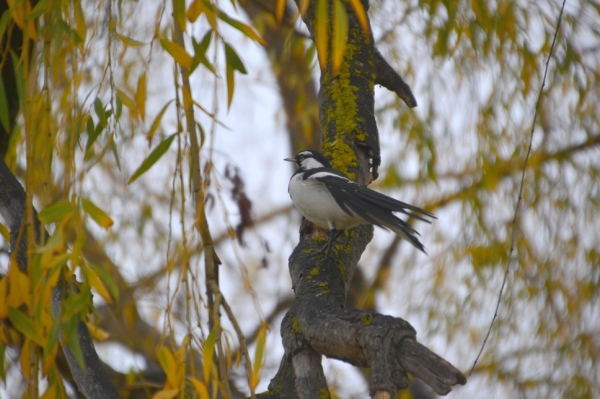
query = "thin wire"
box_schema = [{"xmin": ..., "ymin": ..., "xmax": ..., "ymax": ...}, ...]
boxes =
[{"xmin": 469, "ymin": 0, "xmax": 567, "ymax": 376}]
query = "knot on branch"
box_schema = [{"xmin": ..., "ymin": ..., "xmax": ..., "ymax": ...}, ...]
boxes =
[{"xmin": 351, "ymin": 312, "xmax": 416, "ymax": 395}]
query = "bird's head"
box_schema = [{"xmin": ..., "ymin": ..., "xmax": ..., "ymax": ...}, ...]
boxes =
[{"xmin": 284, "ymin": 150, "xmax": 331, "ymax": 170}]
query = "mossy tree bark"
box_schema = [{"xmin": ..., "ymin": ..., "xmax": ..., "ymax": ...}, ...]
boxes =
[{"xmin": 257, "ymin": 1, "xmax": 466, "ymax": 397}]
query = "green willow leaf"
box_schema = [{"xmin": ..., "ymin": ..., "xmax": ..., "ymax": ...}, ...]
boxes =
[
  {"xmin": 224, "ymin": 43, "xmax": 247, "ymax": 107},
  {"xmin": 128, "ymin": 133, "xmax": 177, "ymax": 184},
  {"xmin": 8, "ymin": 308, "xmax": 44, "ymax": 346},
  {"xmin": 81, "ymin": 198, "xmax": 114, "ymax": 229},
  {"xmin": 38, "ymin": 201, "xmax": 74, "ymax": 223}
]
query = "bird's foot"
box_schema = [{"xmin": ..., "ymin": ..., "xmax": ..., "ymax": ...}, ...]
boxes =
[{"xmin": 318, "ymin": 229, "xmax": 343, "ymax": 260}]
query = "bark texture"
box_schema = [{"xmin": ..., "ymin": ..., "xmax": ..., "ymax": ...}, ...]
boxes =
[{"xmin": 258, "ymin": 1, "xmax": 466, "ymax": 397}]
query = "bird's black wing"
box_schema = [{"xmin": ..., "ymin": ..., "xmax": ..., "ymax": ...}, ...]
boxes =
[
  {"xmin": 313, "ymin": 174, "xmax": 435, "ymax": 223},
  {"xmin": 312, "ymin": 173, "xmax": 433, "ymax": 252}
]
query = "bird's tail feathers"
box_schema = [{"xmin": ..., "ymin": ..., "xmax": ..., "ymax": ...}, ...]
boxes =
[{"xmin": 378, "ymin": 217, "xmax": 427, "ymax": 254}]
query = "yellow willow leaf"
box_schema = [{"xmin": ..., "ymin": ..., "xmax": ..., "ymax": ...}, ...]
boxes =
[
  {"xmin": 314, "ymin": 0, "xmax": 329, "ymax": 70},
  {"xmin": 158, "ymin": 347, "xmax": 179, "ymax": 387},
  {"xmin": 81, "ymin": 263, "xmax": 114, "ymax": 305},
  {"xmin": 0, "ymin": 278, "xmax": 7, "ymax": 319},
  {"xmin": 347, "ymin": 0, "xmax": 370, "ymax": 34},
  {"xmin": 160, "ymin": 38, "xmax": 192, "ymax": 69},
  {"xmin": 151, "ymin": 389, "xmax": 179, "ymax": 399},
  {"xmin": 0, "ymin": 222, "xmax": 8, "ymax": 241},
  {"xmin": 187, "ymin": 0, "xmax": 204, "ymax": 22},
  {"xmin": 203, "ymin": 2, "xmax": 218, "ymax": 31},
  {"xmin": 275, "ymin": 0, "xmax": 285, "ymax": 24},
  {"xmin": 7, "ymin": 266, "xmax": 29, "ymax": 309},
  {"xmin": 40, "ymin": 380, "xmax": 58, "ymax": 399},
  {"xmin": 84, "ymin": 320, "xmax": 110, "ymax": 341},
  {"xmin": 116, "ymin": 33, "xmax": 145, "ymax": 47},
  {"xmin": 298, "ymin": 0, "xmax": 310, "ymax": 16},
  {"xmin": 81, "ymin": 198, "xmax": 114, "ymax": 229},
  {"xmin": 189, "ymin": 378, "xmax": 209, "ymax": 399},
  {"xmin": 146, "ymin": 101, "xmax": 173, "ymax": 145},
  {"xmin": 116, "ymin": 89, "xmax": 138, "ymax": 118},
  {"xmin": 74, "ymin": 1, "xmax": 87, "ymax": 44},
  {"xmin": 89, "ymin": 263, "xmax": 120, "ymax": 304},
  {"xmin": 20, "ymin": 338, "xmax": 32, "ymax": 379},
  {"xmin": 250, "ymin": 323, "xmax": 267, "ymax": 392},
  {"xmin": 136, "ymin": 72, "xmax": 147, "ymax": 121},
  {"xmin": 332, "ymin": 0, "xmax": 349, "ymax": 74},
  {"xmin": 7, "ymin": 0, "xmax": 25, "ymax": 29},
  {"xmin": 176, "ymin": 335, "xmax": 191, "ymax": 363}
]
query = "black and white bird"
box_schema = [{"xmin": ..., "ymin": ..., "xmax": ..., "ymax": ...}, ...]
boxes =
[{"xmin": 285, "ymin": 150, "xmax": 435, "ymax": 257}]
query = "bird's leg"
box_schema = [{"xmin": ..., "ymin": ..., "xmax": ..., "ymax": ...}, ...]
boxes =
[{"xmin": 322, "ymin": 228, "xmax": 344, "ymax": 260}]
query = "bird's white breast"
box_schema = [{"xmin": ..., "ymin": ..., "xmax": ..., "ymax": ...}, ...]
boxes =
[{"xmin": 288, "ymin": 173, "xmax": 362, "ymax": 230}]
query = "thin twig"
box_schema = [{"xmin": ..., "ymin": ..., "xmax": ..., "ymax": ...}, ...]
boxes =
[
  {"xmin": 470, "ymin": 0, "xmax": 567, "ymax": 375},
  {"xmin": 208, "ymin": 280, "xmax": 256, "ymax": 399}
]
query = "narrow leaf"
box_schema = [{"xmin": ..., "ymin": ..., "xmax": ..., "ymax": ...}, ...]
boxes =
[
  {"xmin": 347, "ymin": 0, "xmax": 370, "ymax": 34},
  {"xmin": 187, "ymin": 0, "xmax": 205, "ymax": 22},
  {"xmin": 10, "ymin": 52, "xmax": 25, "ymax": 111},
  {"xmin": 203, "ymin": 330, "xmax": 217, "ymax": 383},
  {"xmin": 218, "ymin": 12, "xmax": 265, "ymax": 44},
  {"xmin": 116, "ymin": 89, "xmax": 138, "ymax": 118},
  {"xmin": 158, "ymin": 347, "xmax": 178, "ymax": 386},
  {"xmin": 94, "ymin": 97, "xmax": 107, "ymax": 128},
  {"xmin": 224, "ymin": 43, "xmax": 246, "ymax": 108},
  {"xmin": 0, "ymin": 221, "xmax": 9, "ymax": 241},
  {"xmin": 89, "ymin": 263, "xmax": 120, "ymax": 304},
  {"xmin": 298, "ymin": 0, "xmax": 310, "ymax": 16},
  {"xmin": 128, "ymin": 133, "xmax": 177, "ymax": 184},
  {"xmin": 0, "ymin": 76, "xmax": 9, "ymax": 132},
  {"xmin": 275, "ymin": 0, "xmax": 285, "ymax": 24},
  {"xmin": 224, "ymin": 43, "xmax": 247, "ymax": 74},
  {"xmin": 136, "ymin": 72, "xmax": 147, "ymax": 121},
  {"xmin": 250, "ymin": 324, "xmax": 267, "ymax": 391},
  {"xmin": 190, "ymin": 31, "xmax": 215, "ymax": 74},
  {"xmin": 81, "ymin": 263, "xmax": 114, "ymax": 305},
  {"xmin": 9, "ymin": 308, "xmax": 44, "ymax": 346},
  {"xmin": 74, "ymin": 0, "xmax": 87, "ymax": 44},
  {"xmin": 332, "ymin": 0, "xmax": 349, "ymax": 74},
  {"xmin": 152, "ymin": 389, "xmax": 179, "ymax": 399},
  {"xmin": 84, "ymin": 320, "xmax": 110, "ymax": 341},
  {"xmin": 64, "ymin": 319, "xmax": 85, "ymax": 369},
  {"xmin": 160, "ymin": 38, "xmax": 192, "ymax": 69},
  {"xmin": 146, "ymin": 101, "xmax": 173, "ymax": 145},
  {"xmin": 116, "ymin": 33, "xmax": 145, "ymax": 47},
  {"xmin": 27, "ymin": 0, "xmax": 50, "ymax": 21},
  {"xmin": 81, "ymin": 198, "xmax": 114, "ymax": 229},
  {"xmin": 189, "ymin": 377, "xmax": 209, "ymax": 399},
  {"xmin": 314, "ymin": 0, "xmax": 329, "ymax": 70},
  {"xmin": 0, "ymin": 342, "xmax": 5, "ymax": 381},
  {"xmin": 38, "ymin": 202, "xmax": 74, "ymax": 223}
]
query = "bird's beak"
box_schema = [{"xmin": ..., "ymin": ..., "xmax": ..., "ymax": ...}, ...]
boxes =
[{"xmin": 284, "ymin": 158, "xmax": 296, "ymax": 163}]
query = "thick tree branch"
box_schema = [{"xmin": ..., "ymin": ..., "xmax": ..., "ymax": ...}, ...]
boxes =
[
  {"xmin": 256, "ymin": 1, "xmax": 467, "ymax": 397},
  {"xmin": 374, "ymin": 48, "xmax": 417, "ymax": 108}
]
